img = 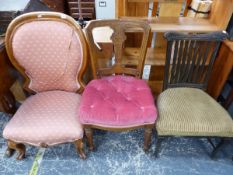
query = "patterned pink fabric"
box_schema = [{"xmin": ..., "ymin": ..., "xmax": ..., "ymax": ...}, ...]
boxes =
[
  {"xmin": 12, "ymin": 21, "xmax": 83, "ymax": 92},
  {"xmin": 79, "ymin": 75, "xmax": 157, "ymax": 128},
  {"xmin": 3, "ymin": 91, "xmax": 83, "ymax": 146}
]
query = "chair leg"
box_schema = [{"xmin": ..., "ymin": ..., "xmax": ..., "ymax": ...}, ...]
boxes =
[
  {"xmin": 144, "ymin": 124, "xmax": 154, "ymax": 152},
  {"xmin": 210, "ymin": 138, "xmax": 226, "ymax": 159},
  {"xmin": 7, "ymin": 140, "xmax": 26, "ymax": 160},
  {"xmin": 155, "ymin": 136, "xmax": 162, "ymax": 158},
  {"xmin": 84, "ymin": 127, "xmax": 95, "ymax": 151},
  {"xmin": 74, "ymin": 139, "xmax": 86, "ymax": 159},
  {"xmin": 5, "ymin": 147, "xmax": 15, "ymax": 157}
]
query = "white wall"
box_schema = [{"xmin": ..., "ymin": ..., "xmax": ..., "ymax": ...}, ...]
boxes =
[{"xmin": 95, "ymin": 0, "xmax": 115, "ymax": 19}]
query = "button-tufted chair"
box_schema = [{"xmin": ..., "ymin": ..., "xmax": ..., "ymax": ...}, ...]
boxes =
[
  {"xmin": 155, "ymin": 31, "xmax": 233, "ymax": 158},
  {"xmin": 79, "ymin": 20, "xmax": 157, "ymax": 152},
  {"xmin": 3, "ymin": 12, "xmax": 87, "ymax": 160}
]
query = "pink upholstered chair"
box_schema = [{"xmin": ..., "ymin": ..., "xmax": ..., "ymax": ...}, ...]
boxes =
[
  {"xmin": 79, "ymin": 20, "xmax": 157, "ymax": 152},
  {"xmin": 3, "ymin": 12, "xmax": 87, "ymax": 160}
]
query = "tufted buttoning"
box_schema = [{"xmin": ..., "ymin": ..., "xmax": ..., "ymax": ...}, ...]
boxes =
[
  {"xmin": 79, "ymin": 75, "xmax": 157, "ymax": 127},
  {"xmin": 117, "ymin": 89, "xmax": 121, "ymax": 93},
  {"xmin": 126, "ymin": 97, "xmax": 131, "ymax": 101}
]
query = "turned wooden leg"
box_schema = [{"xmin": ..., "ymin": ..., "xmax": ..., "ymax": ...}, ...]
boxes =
[
  {"xmin": 74, "ymin": 139, "xmax": 86, "ymax": 159},
  {"xmin": 84, "ymin": 127, "xmax": 95, "ymax": 151},
  {"xmin": 7, "ymin": 140, "xmax": 26, "ymax": 160},
  {"xmin": 144, "ymin": 125, "xmax": 154, "ymax": 152},
  {"xmin": 5, "ymin": 147, "xmax": 15, "ymax": 157}
]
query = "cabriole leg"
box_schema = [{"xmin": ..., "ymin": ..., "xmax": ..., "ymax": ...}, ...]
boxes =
[
  {"xmin": 74, "ymin": 139, "xmax": 86, "ymax": 159},
  {"xmin": 7, "ymin": 140, "xmax": 26, "ymax": 160}
]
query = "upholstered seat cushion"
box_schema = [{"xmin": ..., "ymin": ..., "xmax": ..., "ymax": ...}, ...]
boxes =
[
  {"xmin": 156, "ymin": 88, "xmax": 233, "ymax": 137},
  {"xmin": 3, "ymin": 91, "xmax": 83, "ymax": 146},
  {"xmin": 79, "ymin": 75, "xmax": 157, "ymax": 128}
]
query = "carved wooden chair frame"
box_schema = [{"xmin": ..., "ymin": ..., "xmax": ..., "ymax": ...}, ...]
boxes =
[
  {"xmin": 4, "ymin": 12, "xmax": 88, "ymax": 159},
  {"xmin": 83, "ymin": 19, "xmax": 155, "ymax": 152}
]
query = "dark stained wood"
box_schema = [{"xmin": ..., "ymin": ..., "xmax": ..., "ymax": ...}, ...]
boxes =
[
  {"xmin": 67, "ymin": 0, "xmax": 95, "ymax": 20},
  {"xmin": 196, "ymin": 42, "xmax": 211, "ymax": 83},
  {"xmin": 224, "ymin": 87, "xmax": 233, "ymax": 110},
  {"xmin": 0, "ymin": 38, "xmax": 17, "ymax": 113},
  {"xmin": 170, "ymin": 40, "xmax": 179, "ymax": 84},
  {"xmin": 163, "ymin": 32, "xmax": 227, "ymax": 90},
  {"xmin": 1, "ymin": 91, "xmax": 17, "ymax": 114}
]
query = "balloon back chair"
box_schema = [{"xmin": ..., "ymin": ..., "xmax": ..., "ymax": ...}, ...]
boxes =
[
  {"xmin": 156, "ymin": 31, "xmax": 233, "ymax": 158},
  {"xmin": 79, "ymin": 19, "xmax": 157, "ymax": 152},
  {"xmin": 3, "ymin": 12, "xmax": 87, "ymax": 159}
]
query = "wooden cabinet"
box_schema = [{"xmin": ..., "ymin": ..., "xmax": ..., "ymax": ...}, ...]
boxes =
[
  {"xmin": 115, "ymin": 0, "xmax": 233, "ymax": 96},
  {"xmin": 67, "ymin": 0, "xmax": 95, "ymax": 20},
  {"xmin": 0, "ymin": 38, "xmax": 17, "ymax": 113},
  {"xmin": 0, "ymin": 0, "xmax": 30, "ymax": 35},
  {"xmin": 0, "ymin": 0, "xmax": 65, "ymax": 35},
  {"xmin": 40, "ymin": 0, "xmax": 66, "ymax": 12},
  {"xmin": 207, "ymin": 40, "xmax": 233, "ymax": 99}
]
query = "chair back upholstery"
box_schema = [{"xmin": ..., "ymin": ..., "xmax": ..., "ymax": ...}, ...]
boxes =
[
  {"xmin": 84, "ymin": 19, "xmax": 151, "ymax": 79},
  {"xmin": 5, "ymin": 12, "xmax": 87, "ymax": 93},
  {"xmin": 163, "ymin": 31, "xmax": 228, "ymax": 90}
]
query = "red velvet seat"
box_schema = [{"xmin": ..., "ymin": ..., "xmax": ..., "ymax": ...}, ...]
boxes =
[{"xmin": 80, "ymin": 75, "xmax": 157, "ymax": 128}]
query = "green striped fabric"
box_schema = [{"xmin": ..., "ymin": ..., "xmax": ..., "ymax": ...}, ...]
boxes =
[{"xmin": 156, "ymin": 88, "xmax": 233, "ymax": 137}]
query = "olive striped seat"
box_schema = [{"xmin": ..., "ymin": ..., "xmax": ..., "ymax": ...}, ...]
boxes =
[{"xmin": 156, "ymin": 87, "xmax": 233, "ymax": 137}]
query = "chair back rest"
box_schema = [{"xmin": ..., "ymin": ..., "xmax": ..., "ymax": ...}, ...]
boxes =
[
  {"xmin": 5, "ymin": 12, "xmax": 87, "ymax": 93},
  {"xmin": 163, "ymin": 31, "xmax": 228, "ymax": 90},
  {"xmin": 84, "ymin": 19, "xmax": 151, "ymax": 79}
]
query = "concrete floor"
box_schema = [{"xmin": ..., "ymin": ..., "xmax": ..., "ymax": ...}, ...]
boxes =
[{"xmin": 0, "ymin": 112, "xmax": 233, "ymax": 175}]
